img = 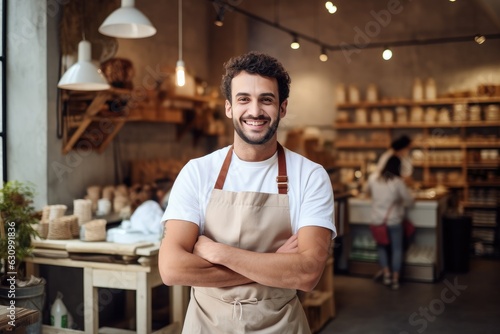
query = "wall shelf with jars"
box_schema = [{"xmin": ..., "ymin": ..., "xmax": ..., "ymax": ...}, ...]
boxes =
[{"xmin": 334, "ymin": 81, "xmax": 500, "ymax": 258}]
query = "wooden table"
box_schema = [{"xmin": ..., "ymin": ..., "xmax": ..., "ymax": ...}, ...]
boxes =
[{"xmin": 25, "ymin": 240, "xmax": 187, "ymax": 334}]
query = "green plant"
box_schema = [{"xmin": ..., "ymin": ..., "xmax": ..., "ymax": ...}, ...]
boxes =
[{"xmin": 0, "ymin": 181, "xmax": 39, "ymax": 282}]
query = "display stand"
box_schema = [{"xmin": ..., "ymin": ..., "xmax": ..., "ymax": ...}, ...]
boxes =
[{"xmin": 347, "ymin": 194, "xmax": 448, "ymax": 282}]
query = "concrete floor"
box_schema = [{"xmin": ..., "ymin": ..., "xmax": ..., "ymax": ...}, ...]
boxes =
[{"xmin": 318, "ymin": 258, "xmax": 500, "ymax": 334}]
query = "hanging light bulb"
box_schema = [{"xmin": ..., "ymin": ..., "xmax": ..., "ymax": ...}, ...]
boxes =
[
  {"xmin": 214, "ymin": 6, "xmax": 225, "ymax": 27},
  {"xmin": 99, "ymin": 0, "xmax": 156, "ymax": 39},
  {"xmin": 290, "ymin": 35, "xmax": 300, "ymax": 50},
  {"xmin": 319, "ymin": 47, "xmax": 328, "ymax": 62},
  {"xmin": 176, "ymin": 60, "xmax": 186, "ymax": 87},
  {"xmin": 325, "ymin": 1, "xmax": 338, "ymax": 14},
  {"xmin": 176, "ymin": 0, "xmax": 185, "ymax": 87},
  {"xmin": 58, "ymin": 40, "xmax": 110, "ymax": 91},
  {"xmin": 474, "ymin": 34, "xmax": 486, "ymax": 44},
  {"xmin": 382, "ymin": 47, "xmax": 393, "ymax": 60}
]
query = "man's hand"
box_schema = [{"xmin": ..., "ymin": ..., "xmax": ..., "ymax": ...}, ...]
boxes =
[
  {"xmin": 193, "ymin": 235, "xmax": 223, "ymax": 264},
  {"xmin": 276, "ymin": 234, "xmax": 298, "ymax": 254}
]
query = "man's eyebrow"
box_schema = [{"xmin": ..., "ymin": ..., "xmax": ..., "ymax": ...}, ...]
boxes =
[
  {"xmin": 260, "ymin": 93, "xmax": 276, "ymax": 98},
  {"xmin": 234, "ymin": 92, "xmax": 276, "ymax": 98}
]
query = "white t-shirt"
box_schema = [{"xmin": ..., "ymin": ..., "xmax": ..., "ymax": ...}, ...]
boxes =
[
  {"xmin": 162, "ymin": 145, "xmax": 336, "ymax": 238},
  {"xmin": 366, "ymin": 173, "xmax": 414, "ymax": 226}
]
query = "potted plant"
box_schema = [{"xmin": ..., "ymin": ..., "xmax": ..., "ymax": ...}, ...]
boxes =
[
  {"xmin": 0, "ymin": 181, "xmax": 40, "ymax": 281},
  {"xmin": 0, "ymin": 180, "xmax": 45, "ymax": 332}
]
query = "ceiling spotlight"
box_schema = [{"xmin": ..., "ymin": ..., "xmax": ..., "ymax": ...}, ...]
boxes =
[
  {"xmin": 382, "ymin": 47, "xmax": 392, "ymax": 60},
  {"xmin": 474, "ymin": 34, "xmax": 486, "ymax": 44},
  {"xmin": 290, "ymin": 35, "xmax": 300, "ymax": 50},
  {"xmin": 325, "ymin": 1, "xmax": 338, "ymax": 14},
  {"xmin": 214, "ymin": 6, "xmax": 225, "ymax": 27},
  {"xmin": 319, "ymin": 47, "xmax": 328, "ymax": 62}
]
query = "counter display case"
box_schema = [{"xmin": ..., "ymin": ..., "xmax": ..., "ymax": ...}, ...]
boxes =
[{"xmin": 347, "ymin": 194, "xmax": 448, "ymax": 282}]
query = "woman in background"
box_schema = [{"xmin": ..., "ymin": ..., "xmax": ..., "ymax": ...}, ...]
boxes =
[{"xmin": 366, "ymin": 155, "xmax": 414, "ymax": 290}]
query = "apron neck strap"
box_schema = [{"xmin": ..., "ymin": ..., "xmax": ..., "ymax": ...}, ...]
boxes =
[{"xmin": 214, "ymin": 143, "xmax": 288, "ymax": 194}]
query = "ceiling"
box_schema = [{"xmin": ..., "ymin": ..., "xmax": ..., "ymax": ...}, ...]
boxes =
[{"xmin": 215, "ymin": 0, "xmax": 500, "ymax": 49}]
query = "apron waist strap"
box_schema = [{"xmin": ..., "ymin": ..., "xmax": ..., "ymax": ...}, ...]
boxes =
[{"xmin": 221, "ymin": 296, "xmax": 258, "ymax": 320}]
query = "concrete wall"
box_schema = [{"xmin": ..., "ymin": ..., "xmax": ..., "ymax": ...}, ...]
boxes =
[{"xmin": 7, "ymin": 0, "xmax": 49, "ymax": 208}]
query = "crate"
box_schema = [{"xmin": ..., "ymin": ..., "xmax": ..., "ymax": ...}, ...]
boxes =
[
  {"xmin": 302, "ymin": 291, "xmax": 335, "ymax": 333},
  {"xmin": 301, "ymin": 256, "xmax": 335, "ymax": 332}
]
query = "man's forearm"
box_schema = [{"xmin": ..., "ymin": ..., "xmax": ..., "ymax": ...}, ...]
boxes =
[{"xmin": 160, "ymin": 245, "xmax": 253, "ymax": 287}]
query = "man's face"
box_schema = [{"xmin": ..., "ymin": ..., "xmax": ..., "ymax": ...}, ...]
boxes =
[{"xmin": 225, "ymin": 71, "xmax": 287, "ymax": 145}]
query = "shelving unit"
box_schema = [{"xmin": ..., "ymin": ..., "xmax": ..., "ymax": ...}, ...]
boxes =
[
  {"xmin": 334, "ymin": 96, "xmax": 500, "ymax": 258},
  {"xmin": 61, "ymin": 88, "xmax": 223, "ymax": 154}
]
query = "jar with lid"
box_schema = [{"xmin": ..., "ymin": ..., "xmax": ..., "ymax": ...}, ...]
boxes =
[
  {"xmin": 425, "ymin": 78, "xmax": 437, "ymax": 100},
  {"xmin": 355, "ymin": 108, "xmax": 367, "ymax": 124},
  {"xmin": 396, "ymin": 106, "xmax": 408, "ymax": 123},
  {"xmin": 336, "ymin": 84, "xmax": 346, "ymax": 104},
  {"xmin": 412, "ymin": 78, "xmax": 423, "ymax": 101},
  {"xmin": 469, "ymin": 105, "xmax": 481, "ymax": 122},
  {"xmin": 485, "ymin": 104, "xmax": 499, "ymax": 121},
  {"xmin": 348, "ymin": 85, "xmax": 360, "ymax": 103},
  {"xmin": 366, "ymin": 83, "xmax": 378, "ymax": 102},
  {"xmin": 371, "ymin": 108, "xmax": 382, "ymax": 124}
]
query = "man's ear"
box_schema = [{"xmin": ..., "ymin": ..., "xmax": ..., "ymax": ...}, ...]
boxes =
[
  {"xmin": 280, "ymin": 100, "xmax": 288, "ymax": 118},
  {"xmin": 225, "ymin": 100, "xmax": 232, "ymax": 118}
]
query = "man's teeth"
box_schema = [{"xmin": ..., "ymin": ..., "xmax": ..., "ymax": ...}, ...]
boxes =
[{"xmin": 245, "ymin": 120, "xmax": 265, "ymax": 125}]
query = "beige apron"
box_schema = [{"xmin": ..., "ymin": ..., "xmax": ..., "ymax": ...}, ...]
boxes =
[{"xmin": 182, "ymin": 144, "xmax": 311, "ymax": 334}]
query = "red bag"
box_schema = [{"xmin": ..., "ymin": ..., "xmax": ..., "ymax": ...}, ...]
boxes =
[
  {"xmin": 403, "ymin": 218, "xmax": 416, "ymax": 238},
  {"xmin": 370, "ymin": 224, "xmax": 390, "ymax": 245}
]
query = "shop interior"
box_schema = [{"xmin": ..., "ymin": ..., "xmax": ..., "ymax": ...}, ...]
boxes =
[{"xmin": 1, "ymin": 0, "xmax": 499, "ymax": 333}]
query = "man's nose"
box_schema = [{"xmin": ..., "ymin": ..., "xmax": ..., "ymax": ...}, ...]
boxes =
[{"xmin": 247, "ymin": 102, "xmax": 263, "ymax": 117}]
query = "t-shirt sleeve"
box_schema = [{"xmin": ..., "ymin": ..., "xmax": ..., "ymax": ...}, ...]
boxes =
[
  {"xmin": 161, "ymin": 161, "xmax": 202, "ymax": 227},
  {"xmin": 298, "ymin": 167, "xmax": 336, "ymax": 239}
]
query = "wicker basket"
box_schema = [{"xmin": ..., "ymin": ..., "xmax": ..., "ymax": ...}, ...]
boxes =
[
  {"xmin": 74, "ymin": 199, "xmax": 92, "ymax": 225},
  {"xmin": 48, "ymin": 204, "xmax": 68, "ymax": 221},
  {"xmin": 47, "ymin": 218, "xmax": 72, "ymax": 240},
  {"xmin": 80, "ymin": 219, "xmax": 107, "ymax": 242},
  {"xmin": 38, "ymin": 220, "xmax": 49, "ymax": 239}
]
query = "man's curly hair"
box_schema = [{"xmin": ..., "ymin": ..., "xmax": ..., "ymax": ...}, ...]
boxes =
[{"xmin": 220, "ymin": 51, "xmax": 291, "ymax": 106}]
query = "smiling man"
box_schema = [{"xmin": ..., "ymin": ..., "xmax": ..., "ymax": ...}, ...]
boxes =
[{"xmin": 159, "ymin": 51, "xmax": 336, "ymax": 333}]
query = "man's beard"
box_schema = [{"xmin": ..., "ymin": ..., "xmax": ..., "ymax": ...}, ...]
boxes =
[{"xmin": 233, "ymin": 115, "xmax": 280, "ymax": 145}]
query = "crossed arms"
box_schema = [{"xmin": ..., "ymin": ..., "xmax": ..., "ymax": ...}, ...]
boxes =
[{"xmin": 159, "ymin": 219, "xmax": 332, "ymax": 292}]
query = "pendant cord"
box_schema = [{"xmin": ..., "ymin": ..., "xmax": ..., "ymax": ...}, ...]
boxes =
[{"xmin": 178, "ymin": 0, "xmax": 183, "ymax": 61}]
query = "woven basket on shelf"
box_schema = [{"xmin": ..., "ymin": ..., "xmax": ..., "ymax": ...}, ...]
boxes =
[
  {"xmin": 47, "ymin": 218, "xmax": 72, "ymax": 240},
  {"xmin": 80, "ymin": 219, "xmax": 107, "ymax": 242},
  {"xmin": 38, "ymin": 220, "xmax": 49, "ymax": 239},
  {"xmin": 48, "ymin": 204, "xmax": 67, "ymax": 221},
  {"xmin": 53, "ymin": 215, "xmax": 80, "ymax": 238}
]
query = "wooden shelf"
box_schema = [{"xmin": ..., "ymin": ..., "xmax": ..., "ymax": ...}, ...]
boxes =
[
  {"xmin": 61, "ymin": 89, "xmax": 223, "ymax": 155},
  {"xmin": 337, "ymin": 96, "xmax": 500, "ymax": 108},
  {"xmin": 467, "ymin": 181, "xmax": 500, "ymax": 187},
  {"xmin": 334, "ymin": 142, "xmax": 389, "ymax": 149},
  {"xmin": 335, "ymin": 121, "xmax": 500, "ymax": 129},
  {"xmin": 461, "ymin": 202, "xmax": 499, "ymax": 209}
]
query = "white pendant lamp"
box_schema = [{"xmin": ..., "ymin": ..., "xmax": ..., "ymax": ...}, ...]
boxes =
[
  {"xmin": 99, "ymin": 0, "xmax": 156, "ymax": 39},
  {"xmin": 58, "ymin": 40, "xmax": 110, "ymax": 91}
]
